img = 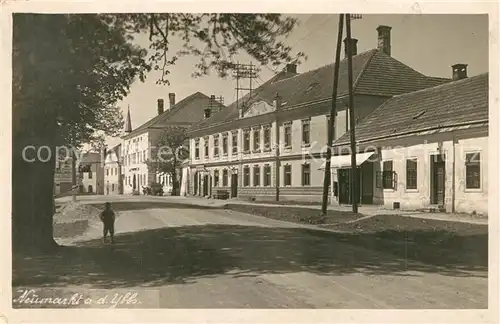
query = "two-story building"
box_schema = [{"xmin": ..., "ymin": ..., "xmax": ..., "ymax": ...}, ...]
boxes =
[
  {"xmin": 53, "ymin": 157, "xmax": 74, "ymax": 196},
  {"xmin": 104, "ymin": 144, "xmax": 122, "ymax": 195},
  {"xmin": 331, "ymin": 69, "xmax": 488, "ymax": 215},
  {"xmin": 121, "ymin": 92, "xmax": 224, "ymax": 195},
  {"xmin": 78, "ymin": 152, "xmax": 104, "ymax": 195},
  {"xmin": 187, "ymin": 25, "xmax": 450, "ymax": 203}
]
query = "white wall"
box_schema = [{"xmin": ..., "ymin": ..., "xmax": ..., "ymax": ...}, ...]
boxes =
[{"xmin": 371, "ymin": 130, "xmax": 488, "ymax": 215}]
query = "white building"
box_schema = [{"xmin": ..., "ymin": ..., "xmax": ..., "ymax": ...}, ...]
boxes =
[
  {"xmin": 104, "ymin": 144, "xmax": 122, "ymax": 195},
  {"xmin": 121, "ymin": 92, "xmax": 223, "ymax": 195},
  {"xmin": 330, "ymin": 69, "xmax": 488, "ymax": 215}
]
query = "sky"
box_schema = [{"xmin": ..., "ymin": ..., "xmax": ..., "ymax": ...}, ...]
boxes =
[{"xmin": 107, "ymin": 14, "xmax": 489, "ymax": 148}]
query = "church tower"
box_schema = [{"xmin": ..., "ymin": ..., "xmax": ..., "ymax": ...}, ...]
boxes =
[{"xmin": 124, "ymin": 105, "xmax": 132, "ymax": 133}]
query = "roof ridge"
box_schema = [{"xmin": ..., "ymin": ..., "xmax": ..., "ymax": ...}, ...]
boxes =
[
  {"xmin": 389, "ymin": 72, "xmax": 488, "ymax": 100},
  {"xmin": 352, "ymin": 49, "xmax": 378, "ymax": 93}
]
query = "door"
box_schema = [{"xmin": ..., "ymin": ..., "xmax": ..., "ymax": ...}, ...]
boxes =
[
  {"xmin": 231, "ymin": 173, "xmax": 238, "ymax": 198},
  {"xmin": 431, "ymin": 155, "xmax": 446, "ymax": 206},
  {"xmin": 203, "ymin": 175, "xmax": 209, "ymax": 196},
  {"xmin": 338, "ymin": 169, "xmax": 350, "ymax": 204},
  {"xmin": 338, "ymin": 168, "xmax": 361, "ymax": 205}
]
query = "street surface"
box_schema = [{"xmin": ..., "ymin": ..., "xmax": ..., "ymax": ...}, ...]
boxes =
[{"xmin": 14, "ymin": 195, "xmax": 488, "ymax": 309}]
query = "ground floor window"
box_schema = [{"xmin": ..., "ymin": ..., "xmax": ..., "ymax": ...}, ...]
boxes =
[
  {"xmin": 243, "ymin": 166, "xmax": 250, "ymax": 186},
  {"xmin": 253, "ymin": 166, "xmax": 260, "ymax": 186},
  {"xmin": 264, "ymin": 164, "xmax": 271, "ymax": 186},
  {"xmin": 301, "ymin": 163, "xmax": 311, "ymax": 186},
  {"xmin": 284, "ymin": 164, "xmax": 292, "ymax": 186},
  {"xmin": 376, "ymin": 160, "xmax": 397, "ymax": 190},
  {"xmin": 465, "ymin": 152, "xmax": 481, "ymax": 189},
  {"xmin": 214, "ymin": 169, "xmax": 220, "ymax": 187},
  {"xmin": 406, "ymin": 158, "xmax": 418, "ymax": 189},
  {"xmin": 222, "ymin": 169, "xmax": 228, "ymax": 186}
]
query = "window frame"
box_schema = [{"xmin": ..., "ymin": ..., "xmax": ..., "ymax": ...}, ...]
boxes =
[
  {"xmin": 263, "ymin": 164, "xmax": 271, "ymax": 186},
  {"xmin": 465, "ymin": 151, "xmax": 482, "ymax": 191},
  {"xmin": 301, "ymin": 163, "xmax": 311, "ymax": 186},
  {"xmin": 405, "ymin": 158, "xmax": 418, "ymax": 191},
  {"xmin": 222, "ymin": 169, "xmax": 228, "ymax": 187},
  {"xmin": 243, "ymin": 165, "xmax": 250, "ymax": 187},
  {"xmin": 283, "ymin": 122, "xmax": 292, "ymax": 149},
  {"xmin": 214, "ymin": 169, "xmax": 220, "ymax": 187},
  {"xmin": 263, "ymin": 126, "xmax": 271, "ymax": 152},
  {"xmin": 253, "ymin": 165, "xmax": 261, "ymax": 186},
  {"xmin": 243, "ymin": 129, "xmax": 251, "ymax": 153},
  {"xmin": 213, "ymin": 135, "xmax": 220, "ymax": 158},
  {"xmin": 283, "ymin": 164, "xmax": 292, "ymax": 186},
  {"xmin": 253, "ymin": 127, "xmax": 261, "ymax": 152},
  {"xmin": 194, "ymin": 140, "xmax": 200, "ymax": 159},
  {"xmin": 231, "ymin": 131, "xmax": 238, "ymax": 154}
]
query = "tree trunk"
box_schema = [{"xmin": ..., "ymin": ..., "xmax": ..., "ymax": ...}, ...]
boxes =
[{"xmin": 12, "ymin": 138, "xmax": 59, "ymax": 254}]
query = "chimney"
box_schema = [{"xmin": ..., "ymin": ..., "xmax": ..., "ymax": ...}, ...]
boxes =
[
  {"xmin": 168, "ymin": 93, "xmax": 175, "ymax": 109},
  {"xmin": 452, "ymin": 64, "xmax": 468, "ymax": 81},
  {"xmin": 343, "ymin": 38, "xmax": 358, "ymax": 58},
  {"xmin": 157, "ymin": 98, "xmax": 164, "ymax": 115},
  {"xmin": 286, "ymin": 63, "xmax": 297, "ymax": 74},
  {"xmin": 376, "ymin": 25, "xmax": 392, "ymax": 56},
  {"xmin": 204, "ymin": 95, "xmax": 215, "ymax": 119}
]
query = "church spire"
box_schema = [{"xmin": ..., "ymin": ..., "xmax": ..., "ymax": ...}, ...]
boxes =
[{"xmin": 124, "ymin": 105, "xmax": 132, "ymax": 133}]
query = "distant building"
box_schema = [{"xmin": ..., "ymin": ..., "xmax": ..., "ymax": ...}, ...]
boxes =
[
  {"xmin": 104, "ymin": 144, "xmax": 122, "ymax": 195},
  {"xmin": 121, "ymin": 92, "xmax": 224, "ymax": 195},
  {"xmin": 78, "ymin": 152, "xmax": 104, "ymax": 195},
  {"xmin": 54, "ymin": 157, "xmax": 73, "ymax": 195},
  {"xmin": 187, "ymin": 25, "xmax": 449, "ymax": 203}
]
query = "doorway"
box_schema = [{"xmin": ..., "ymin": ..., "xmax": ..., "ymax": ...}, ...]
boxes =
[
  {"xmin": 337, "ymin": 168, "xmax": 362, "ymax": 205},
  {"xmin": 203, "ymin": 174, "xmax": 211, "ymax": 196},
  {"xmin": 431, "ymin": 154, "xmax": 446, "ymax": 206},
  {"xmin": 230, "ymin": 173, "xmax": 238, "ymax": 198}
]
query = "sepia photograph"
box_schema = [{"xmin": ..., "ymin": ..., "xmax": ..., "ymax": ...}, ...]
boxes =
[{"xmin": 2, "ymin": 2, "xmax": 498, "ymax": 321}]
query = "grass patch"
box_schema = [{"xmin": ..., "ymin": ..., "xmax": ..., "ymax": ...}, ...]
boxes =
[{"xmin": 224, "ymin": 204, "xmax": 363, "ymax": 225}]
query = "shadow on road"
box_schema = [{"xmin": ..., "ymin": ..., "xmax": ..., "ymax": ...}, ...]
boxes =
[
  {"xmin": 13, "ymin": 223, "xmax": 487, "ymax": 289},
  {"xmin": 89, "ymin": 201, "xmax": 223, "ymax": 212}
]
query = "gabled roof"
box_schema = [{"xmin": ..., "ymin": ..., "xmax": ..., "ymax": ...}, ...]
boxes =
[
  {"xmin": 191, "ymin": 49, "xmax": 450, "ymax": 132},
  {"xmin": 334, "ymin": 73, "xmax": 489, "ymax": 146},
  {"xmin": 123, "ymin": 92, "xmax": 224, "ymax": 139}
]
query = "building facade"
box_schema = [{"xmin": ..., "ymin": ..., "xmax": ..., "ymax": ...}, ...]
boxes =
[
  {"xmin": 331, "ymin": 71, "xmax": 488, "ymax": 215},
  {"xmin": 187, "ymin": 25, "xmax": 450, "ymax": 203},
  {"xmin": 53, "ymin": 157, "xmax": 73, "ymax": 196},
  {"xmin": 121, "ymin": 92, "xmax": 224, "ymax": 195},
  {"xmin": 104, "ymin": 144, "xmax": 122, "ymax": 195},
  {"xmin": 78, "ymin": 152, "xmax": 104, "ymax": 195}
]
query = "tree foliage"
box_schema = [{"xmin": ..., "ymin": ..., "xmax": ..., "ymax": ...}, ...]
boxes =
[
  {"xmin": 107, "ymin": 13, "xmax": 306, "ymax": 84},
  {"xmin": 146, "ymin": 127, "xmax": 189, "ymax": 191}
]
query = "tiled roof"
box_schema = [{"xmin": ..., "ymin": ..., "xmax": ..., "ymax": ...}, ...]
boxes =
[
  {"xmin": 123, "ymin": 92, "xmax": 224, "ymax": 139},
  {"xmin": 334, "ymin": 73, "xmax": 489, "ymax": 146},
  {"xmin": 191, "ymin": 49, "xmax": 450, "ymax": 132}
]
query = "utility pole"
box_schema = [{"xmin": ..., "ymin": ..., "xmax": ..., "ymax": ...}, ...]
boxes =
[
  {"xmin": 232, "ymin": 62, "xmax": 258, "ymax": 113},
  {"xmin": 274, "ymin": 93, "xmax": 282, "ymax": 201},
  {"xmin": 346, "ymin": 13, "xmax": 358, "ymax": 213},
  {"xmin": 321, "ymin": 14, "xmax": 345, "ymax": 216}
]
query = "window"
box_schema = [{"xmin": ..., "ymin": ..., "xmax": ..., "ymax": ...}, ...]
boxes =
[
  {"xmin": 301, "ymin": 163, "xmax": 311, "ymax": 186},
  {"xmin": 204, "ymin": 137, "xmax": 209, "ymax": 158},
  {"xmin": 243, "ymin": 130, "xmax": 250, "ymax": 153},
  {"xmin": 214, "ymin": 169, "xmax": 220, "ymax": 187},
  {"xmin": 106, "ymin": 168, "xmax": 109, "ymax": 176},
  {"xmin": 143, "ymin": 174, "xmax": 146, "ymax": 185},
  {"xmin": 222, "ymin": 169, "xmax": 228, "ymax": 186},
  {"xmin": 263, "ymin": 126, "xmax": 271, "ymax": 151},
  {"xmin": 253, "ymin": 166, "xmax": 260, "ymax": 186},
  {"xmin": 284, "ymin": 164, "xmax": 292, "ymax": 186},
  {"xmin": 376, "ymin": 160, "xmax": 396, "ymax": 189},
  {"xmin": 112, "ymin": 184, "xmax": 115, "ymax": 191},
  {"xmin": 301, "ymin": 119, "xmax": 310, "ymax": 146},
  {"xmin": 264, "ymin": 164, "xmax": 271, "ymax": 186},
  {"xmin": 88, "ymin": 170, "xmax": 92, "ymax": 179},
  {"xmin": 143, "ymin": 150, "xmax": 147, "ymax": 161},
  {"xmin": 253, "ymin": 128, "xmax": 261, "ymax": 151},
  {"xmin": 213, "ymin": 136, "xmax": 219, "ymax": 157},
  {"xmin": 232, "ymin": 132, "xmax": 238, "ymax": 154},
  {"xmin": 406, "ymin": 158, "xmax": 418, "ymax": 190},
  {"xmin": 195, "ymin": 140, "xmax": 200, "ymax": 159},
  {"xmin": 222, "ymin": 134, "xmax": 228, "ymax": 155},
  {"xmin": 465, "ymin": 152, "xmax": 481, "ymax": 189},
  {"xmin": 284, "ymin": 122, "xmax": 292, "ymax": 148},
  {"xmin": 243, "ymin": 166, "xmax": 250, "ymax": 186}
]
